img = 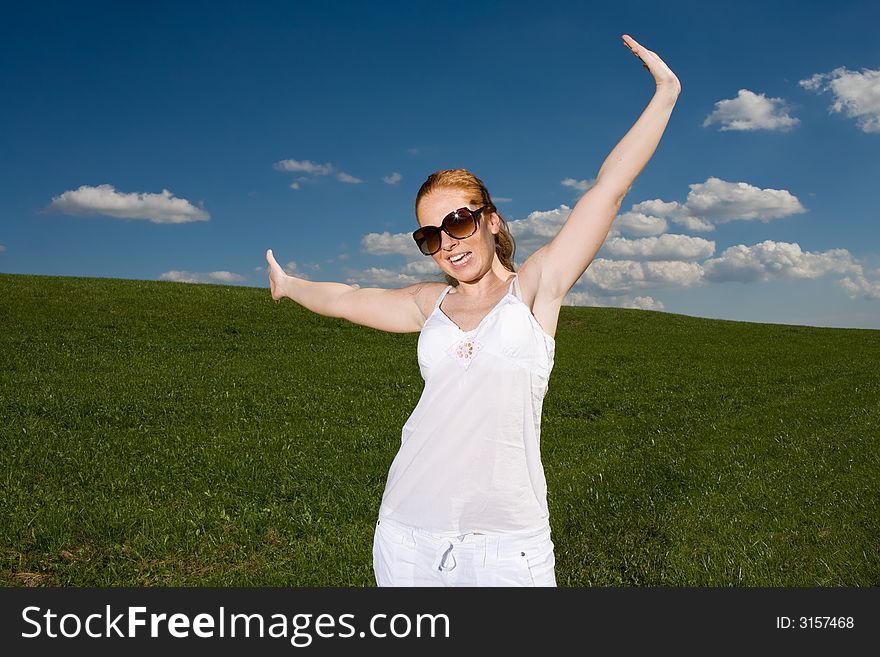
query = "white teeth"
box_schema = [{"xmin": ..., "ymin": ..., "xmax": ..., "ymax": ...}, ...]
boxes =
[{"xmin": 450, "ymin": 252, "xmax": 470, "ymax": 263}]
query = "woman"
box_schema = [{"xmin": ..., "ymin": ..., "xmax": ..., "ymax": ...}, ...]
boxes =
[{"xmin": 266, "ymin": 34, "xmax": 681, "ymax": 586}]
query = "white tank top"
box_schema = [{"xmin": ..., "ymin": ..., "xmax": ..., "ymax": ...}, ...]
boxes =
[{"xmin": 378, "ymin": 273, "xmax": 556, "ymax": 534}]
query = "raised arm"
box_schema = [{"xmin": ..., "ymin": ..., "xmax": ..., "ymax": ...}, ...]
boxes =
[
  {"xmin": 536, "ymin": 34, "xmax": 682, "ymax": 301},
  {"xmin": 266, "ymin": 248, "xmax": 431, "ymax": 333}
]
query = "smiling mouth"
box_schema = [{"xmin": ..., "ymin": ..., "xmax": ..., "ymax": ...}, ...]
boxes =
[{"xmin": 448, "ymin": 252, "xmax": 472, "ymax": 266}]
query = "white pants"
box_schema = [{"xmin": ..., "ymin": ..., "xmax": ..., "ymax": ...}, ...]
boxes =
[{"xmin": 373, "ymin": 517, "xmax": 557, "ymax": 587}]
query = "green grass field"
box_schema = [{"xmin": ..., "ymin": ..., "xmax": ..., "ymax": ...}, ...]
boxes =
[{"xmin": 1, "ymin": 272, "xmax": 878, "ymax": 586}]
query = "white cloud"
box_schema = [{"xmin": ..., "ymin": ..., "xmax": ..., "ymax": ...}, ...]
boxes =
[
  {"xmin": 400, "ymin": 259, "xmax": 442, "ymax": 275},
  {"xmin": 361, "ymin": 231, "xmax": 415, "ymax": 256},
  {"xmin": 669, "ymin": 214, "xmax": 717, "ymax": 232},
  {"xmin": 275, "ymin": 158, "xmax": 363, "ymax": 187},
  {"xmin": 48, "ymin": 184, "xmax": 209, "ymax": 224},
  {"xmin": 280, "ymin": 261, "xmax": 314, "ymax": 280},
  {"xmin": 274, "ymin": 159, "xmax": 334, "ymax": 175},
  {"xmin": 506, "ymin": 205, "xmax": 571, "ymax": 256},
  {"xmin": 702, "ymin": 240, "xmax": 860, "ymax": 283},
  {"xmin": 337, "ymin": 172, "xmax": 364, "ymax": 184},
  {"xmin": 563, "ymin": 289, "xmax": 665, "ymax": 310},
  {"xmin": 344, "ymin": 258, "xmax": 447, "ymax": 288},
  {"xmin": 612, "ymin": 211, "xmax": 669, "ymax": 237},
  {"xmin": 601, "ymin": 234, "xmax": 715, "ymax": 261},
  {"xmin": 383, "ymin": 172, "xmax": 403, "ymax": 185},
  {"xmin": 610, "ymin": 178, "xmax": 804, "ymax": 235},
  {"xmin": 561, "ymin": 177, "xmax": 595, "ymax": 192},
  {"xmin": 0, "ymin": 244, "xmax": 5, "ymax": 253},
  {"xmin": 680, "ymin": 177, "xmax": 806, "ymax": 225},
  {"xmin": 618, "ymin": 295, "xmax": 665, "ymax": 311},
  {"xmin": 159, "ymin": 270, "xmax": 246, "ymax": 284},
  {"xmin": 255, "ymin": 260, "xmax": 319, "ymax": 278},
  {"xmin": 205, "ymin": 271, "xmax": 245, "ymax": 283},
  {"xmin": 580, "ymin": 239, "xmax": 871, "ymax": 303},
  {"xmin": 561, "ymin": 289, "xmax": 604, "ymax": 306},
  {"xmin": 623, "ymin": 199, "xmax": 715, "ymax": 233},
  {"xmin": 800, "ymin": 67, "xmax": 880, "ymax": 133},
  {"xmin": 702, "ymin": 89, "xmax": 800, "ymax": 131},
  {"xmin": 581, "ymin": 258, "xmax": 704, "ymax": 295},
  {"xmin": 836, "ymin": 269, "xmax": 880, "ymax": 300},
  {"xmin": 345, "ymin": 267, "xmax": 424, "ymax": 288},
  {"xmin": 631, "ymin": 199, "xmax": 682, "ymax": 218}
]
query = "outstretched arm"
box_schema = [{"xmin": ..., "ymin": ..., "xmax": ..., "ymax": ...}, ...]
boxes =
[
  {"xmin": 537, "ymin": 34, "xmax": 682, "ymax": 301},
  {"xmin": 265, "ymin": 249, "xmax": 427, "ymax": 333}
]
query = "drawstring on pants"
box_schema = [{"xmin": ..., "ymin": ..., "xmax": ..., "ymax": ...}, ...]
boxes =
[
  {"xmin": 432, "ymin": 540, "xmax": 457, "ymax": 572},
  {"xmin": 430, "ymin": 532, "xmax": 489, "ymax": 572}
]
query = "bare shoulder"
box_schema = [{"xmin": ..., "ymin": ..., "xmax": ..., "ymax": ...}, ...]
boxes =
[
  {"xmin": 516, "ymin": 246, "xmax": 564, "ymax": 339},
  {"xmin": 413, "ymin": 281, "xmax": 450, "ymax": 322}
]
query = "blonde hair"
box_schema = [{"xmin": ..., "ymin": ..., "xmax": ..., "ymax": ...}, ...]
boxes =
[{"xmin": 415, "ymin": 168, "xmax": 516, "ymax": 286}]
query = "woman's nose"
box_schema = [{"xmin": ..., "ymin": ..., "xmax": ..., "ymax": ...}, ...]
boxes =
[{"xmin": 439, "ymin": 229, "xmax": 459, "ymax": 251}]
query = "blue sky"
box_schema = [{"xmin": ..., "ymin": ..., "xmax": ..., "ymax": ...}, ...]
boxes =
[{"xmin": 2, "ymin": 0, "xmax": 879, "ymax": 329}]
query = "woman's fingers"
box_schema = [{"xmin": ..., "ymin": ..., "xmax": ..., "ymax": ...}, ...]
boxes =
[
  {"xmin": 266, "ymin": 248, "xmax": 282, "ymax": 304},
  {"xmin": 621, "ymin": 34, "xmax": 681, "ymax": 92},
  {"xmin": 622, "ymin": 34, "xmax": 641, "ymax": 54},
  {"xmin": 622, "ymin": 34, "xmax": 650, "ymax": 65}
]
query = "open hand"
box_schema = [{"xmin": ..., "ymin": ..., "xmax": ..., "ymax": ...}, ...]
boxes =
[
  {"xmin": 622, "ymin": 34, "xmax": 681, "ymax": 94},
  {"xmin": 266, "ymin": 249, "xmax": 287, "ymax": 304}
]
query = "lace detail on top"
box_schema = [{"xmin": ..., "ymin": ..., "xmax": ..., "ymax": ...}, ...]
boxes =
[{"xmin": 447, "ymin": 336, "xmax": 483, "ymax": 370}]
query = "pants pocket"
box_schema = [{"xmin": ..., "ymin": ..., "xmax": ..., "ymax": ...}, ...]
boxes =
[
  {"xmin": 522, "ymin": 538, "xmax": 557, "ymax": 587},
  {"xmin": 373, "ymin": 520, "xmax": 415, "ymax": 587}
]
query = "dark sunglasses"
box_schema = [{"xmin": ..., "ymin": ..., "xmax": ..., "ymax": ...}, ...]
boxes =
[{"xmin": 412, "ymin": 205, "xmax": 488, "ymax": 256}]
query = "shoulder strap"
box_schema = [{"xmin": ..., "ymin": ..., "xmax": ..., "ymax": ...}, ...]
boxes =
[
  {"xmin": 433, "ymin": 285, "xmax": 453, "ymax": 312},
  {"xmin": 509, "ymin": 274, "xmax": 522, "ymax": 300}
]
